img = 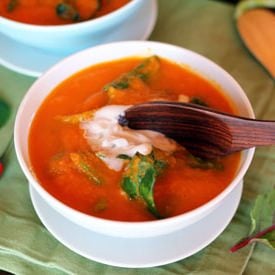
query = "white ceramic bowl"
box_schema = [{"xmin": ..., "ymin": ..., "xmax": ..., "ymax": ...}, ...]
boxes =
[
  {"xmin": 0, "ymin": 0, "xmax": 152, "ymax": 54},
  {"xmin": 14, "ymin": 41, "xmax": 255, "ymax": 238}
]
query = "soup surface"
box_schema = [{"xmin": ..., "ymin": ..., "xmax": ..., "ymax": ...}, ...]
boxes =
[
  {"xmin": 0, "ymin": 0, "xmax": 130, "ymax": 25},
  {"xmin": 29, "ymin": 56, "xmax": 240, "ymax": 221}
]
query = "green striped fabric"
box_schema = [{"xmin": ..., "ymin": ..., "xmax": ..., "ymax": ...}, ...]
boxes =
[{"xmin": 0, "ymin": 0, "xmax": 274, "ymax": 274}]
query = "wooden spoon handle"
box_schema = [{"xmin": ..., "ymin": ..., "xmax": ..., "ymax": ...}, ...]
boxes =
[
  {"xmin": 121, "ymin": 101, "xmax": 275, "ymax": 158},
  {"xmin": 223, "ymin": 116, "xmax": 275, "ymax": 152}
]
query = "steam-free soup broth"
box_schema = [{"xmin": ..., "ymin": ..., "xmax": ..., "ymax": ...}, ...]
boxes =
[{"xmin": 29, "ymin": 56, "xmax": 240, "ymax": 221}]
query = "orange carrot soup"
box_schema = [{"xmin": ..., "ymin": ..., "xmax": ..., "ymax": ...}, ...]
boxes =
[
  {"xmin": 0, "ymin": 0, "xmax": 130, "ymax": 25},
  {"xmin": 28, "ymin": 56, "xmax": 241, "ymax": 221}
]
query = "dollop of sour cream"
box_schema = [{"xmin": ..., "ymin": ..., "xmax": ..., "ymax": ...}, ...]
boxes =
[{"xmin": 80, "ymin": 105, "xmax": 177, "ymax": 171}]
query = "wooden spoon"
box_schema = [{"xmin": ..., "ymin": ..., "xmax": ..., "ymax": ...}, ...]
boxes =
[
  {"xmin": 118, "ymin": 101, "xmax": 275, "ymax": 159},
  {"xmin": 237, "ymin": 8, "xmax": 275, "ymax": 78}
]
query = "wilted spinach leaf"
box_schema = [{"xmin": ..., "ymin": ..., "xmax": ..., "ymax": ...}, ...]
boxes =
[
  {"xmin": 69, "ymin": 152, "xmax": 102, "ymax": 185},
  {"xmin": 187, "ymin": 154, "xmax": 223, "ymax": 170},
  {"xmin": 7, "ymin": 0, "xmax": 18, "ymax": 12},
  {"xmin": 190, "ymin": 97, "xmax": 208, "ymax": 107},
  {"xmin": 93, "ymin": 197, "xmax": 108, "ymax": 213},
  {"xmin": 103, "ymin": 56, "xmax": 160, "ymax": 93},
  {"xmin": 121, "ymin": 152, "xmax": 166, "ymax": 218},
  {"xmin": 56, "ymin": 3, "xmax": 80, "ymax": 21}
]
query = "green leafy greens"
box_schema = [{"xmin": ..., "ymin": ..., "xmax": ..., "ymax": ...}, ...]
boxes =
[
  {"xmin": 7, "ymin": 0, "xmax": 18, "ymax": 12},
  {"xmin": 230, "ymin": 188, "xmax": 275, "ymax": 252},
  {"xmin": 93, "ymin": 197, "xmax": 108, "ymax": 213},
  {"xmin": 103, "ymin": 56, "xmax": 160, "ymax": 93},
  {"xmin": 187, "ymin": 154, "xmax": 224, "ymax": 170},
  {"xmin": 0, "ymin": 100, "xmax": 11, "ymax": 128},
  {"xmin": 49, "ymin": 152, "xmax": 103, "ymax": 185},
  {"xmin": 69, "ymin": 153, "xmax": 102, "ymax": 185},
  {"xmin": 190, "ymin": 96, "xmax": 208, "ymax": 107},
  {"xmin": 121, "ymin": 152, "xmax": 167, "ymax": 218},
  {"xmin": 56, "ymin": 2, "xmax": 80, "ymax": 21}
]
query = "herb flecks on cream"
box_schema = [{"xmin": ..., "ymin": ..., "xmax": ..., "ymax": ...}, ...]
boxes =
[{"xmin": 80, "ymin": 105, "xmax": 177, "ymax": 171}]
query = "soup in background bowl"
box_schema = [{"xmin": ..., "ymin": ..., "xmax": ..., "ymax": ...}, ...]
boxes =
[
  {"xmin": 0, "ymin": 0, "xmax": 130, "ymax": 25},
  {"xmin": 14, "ymin": 41, "xmax": 255, "ymax": 238},
  {"xmin": 0, "ymin": 0, "xmax": 151, "ymax": 54}
]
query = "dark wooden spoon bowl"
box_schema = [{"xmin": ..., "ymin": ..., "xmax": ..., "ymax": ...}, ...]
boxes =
[{"xmin": 118, "ymin": 101, "xmax": 275, "ymax": 159}]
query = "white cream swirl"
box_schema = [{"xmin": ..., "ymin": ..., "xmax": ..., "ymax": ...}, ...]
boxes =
[{"xmin": 80, "ymin": 105, "xmax": 177, "ymax": 171}]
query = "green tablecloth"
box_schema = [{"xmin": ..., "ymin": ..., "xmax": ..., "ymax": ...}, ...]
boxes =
[{"xmin": 0, "ymin": 0, "xmax": 274, "ymax": 274}]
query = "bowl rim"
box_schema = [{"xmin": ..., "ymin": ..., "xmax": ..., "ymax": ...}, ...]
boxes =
[
  {"xmin": 0, "ymin": 0, "xmax": 143, "ymax": 31},
  {"xmin": 14, "ymin": 40, "xmax": 255, "ymax": 232}
]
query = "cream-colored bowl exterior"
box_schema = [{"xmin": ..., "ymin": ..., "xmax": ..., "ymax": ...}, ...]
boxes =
[
  {"xmin": 14, "ymin": 41, "xmax": 255, "ymax": 238},
  {"xmin": 0, "ymin": 0, "xmax": 147, "ymax": 54}
]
